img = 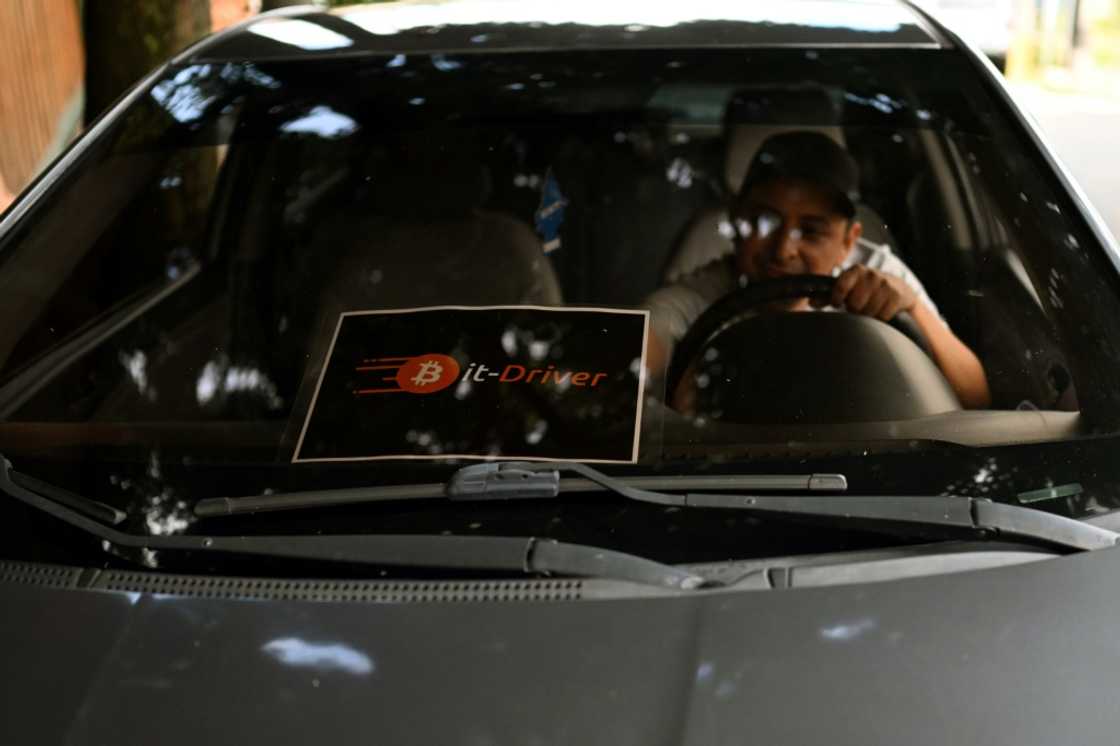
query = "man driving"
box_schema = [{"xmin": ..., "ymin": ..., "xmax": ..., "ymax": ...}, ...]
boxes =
[{"xmin": 645, "ymin": 131, "xmax": 991, "ymax": 408}]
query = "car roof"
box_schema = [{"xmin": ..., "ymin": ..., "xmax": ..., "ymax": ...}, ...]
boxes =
[{"xmin": 184, "ymin": 0, "xmax": 947, "ymax": 63}]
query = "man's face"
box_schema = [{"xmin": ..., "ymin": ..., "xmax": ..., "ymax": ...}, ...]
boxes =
[{"xmin": 731, "ymin": 178, "xmax": 860, "ymax": 284}]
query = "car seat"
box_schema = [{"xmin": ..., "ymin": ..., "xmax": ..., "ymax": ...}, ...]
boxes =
[{"xmin": 312, "ymin": 134, "xmax": 562, "ymax": 312}]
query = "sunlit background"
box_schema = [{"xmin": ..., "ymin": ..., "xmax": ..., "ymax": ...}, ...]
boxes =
[{"xmin": 1, "ymin": 0, "xmax": 1118, "ymax": 236}]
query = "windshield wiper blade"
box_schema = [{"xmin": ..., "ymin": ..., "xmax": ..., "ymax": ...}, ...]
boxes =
[
  {"xmin": 547, "ymin": 461, "xmax": 1117, "ymax": 552},
  {"xmin": 0, "ymin": 457, "xmax": 126, "ymax": 525},
  {"xmin": 194, "ymin": 459, "xmax": 1116, "ymax": 552},
  {"xmin": 685, "ymin": 493, "xmax": 1118, "ymax": 552},
  {"xmin": 8, "ymin": 468, "xmax": 126, "ymax": 525},
  {"xmin": 193, "ymin": 462, "xmax": 847, "ymax": 517},
  {"xmin": 215, "ymin": 460, "xmax": 1116, "ymax": 552},
  {"xmin": 449, "ymin": 462, "xmax": 1119, "ymax": 552},
  {"xmin": 0, "ymin": 456, "xmax": 705, "ymax": 590}
]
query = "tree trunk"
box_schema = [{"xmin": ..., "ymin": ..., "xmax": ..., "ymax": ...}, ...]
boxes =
[{"xmin": 83, "ymin": 0, "xmax": 211, "ymax": 125}]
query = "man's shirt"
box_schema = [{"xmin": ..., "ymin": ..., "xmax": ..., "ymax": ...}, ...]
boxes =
[{"xmin": 645, "ymin": 240, "xmax": 944, "ymax": 348}]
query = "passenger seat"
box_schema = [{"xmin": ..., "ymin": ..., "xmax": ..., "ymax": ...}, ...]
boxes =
[{"xmin": 313, "ymin": 135, "xmax": 562, "ymax": 313}]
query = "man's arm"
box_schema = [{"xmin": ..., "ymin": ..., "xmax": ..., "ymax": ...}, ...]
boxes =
[
  {"xmin": 831, "ymin": 265, "xmax": 991, "ymax": 408},
  {"xmin": 911, "ymin": 301, "xmax": 991, "ymax": 408},
  {"xmin": 641, "ymin": 261, "xmax": 735, "ymax": 383},
  {"xmin": 646, "ymin": 327, "xmax": 672, "ymax": 378}
]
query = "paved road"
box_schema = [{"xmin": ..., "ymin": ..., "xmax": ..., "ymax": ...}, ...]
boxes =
[{"xmin": 1008, "ymin": 84, "xmax": 1120, "ymax": 241}]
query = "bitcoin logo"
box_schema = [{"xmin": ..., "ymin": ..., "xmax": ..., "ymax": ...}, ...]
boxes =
[
  {"xmin": 410, "ymin": 359, "xmax": 444, "ymax": 387},
  {"xmin": 396, "ymin": 353, "xmax": 460, "ymax": 394}
]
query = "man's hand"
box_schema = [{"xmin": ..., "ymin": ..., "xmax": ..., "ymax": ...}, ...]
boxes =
[
  {"xmin": 828, "ymin": 265, "xmax": 917, "ymax": 321},
  {"xmin": 827, "ymin": 265, "xmax": 991, "ymax": 408}
]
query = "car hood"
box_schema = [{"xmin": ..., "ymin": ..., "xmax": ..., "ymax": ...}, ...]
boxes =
[{"xmin": 4, "ymin": 545, "xmax": 1120, "ymax": 746}]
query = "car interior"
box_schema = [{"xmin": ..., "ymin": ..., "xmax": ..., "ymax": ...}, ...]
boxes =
[{"xmin": 0, "ymin": 50, "xmax": 1108, "ymax": 461}]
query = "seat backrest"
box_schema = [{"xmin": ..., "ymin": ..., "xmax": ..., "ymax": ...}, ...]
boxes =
[
  {"xmin": 313, "ymin": 131, "xmax": 562, "ymax": 313},
  {"xmin": 319, "ymin": 210, "xmax": 562, "ymax": 311}
]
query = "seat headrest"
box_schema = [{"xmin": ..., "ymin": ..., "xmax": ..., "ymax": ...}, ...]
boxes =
[{"xmin": 722, "ymin": 88, "xmax": 844, "ymax": 194}]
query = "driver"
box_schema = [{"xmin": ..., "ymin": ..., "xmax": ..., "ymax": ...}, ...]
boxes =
[{"xmin": 645, "ymin": 131, "xmax": 991, "ymax": 408}]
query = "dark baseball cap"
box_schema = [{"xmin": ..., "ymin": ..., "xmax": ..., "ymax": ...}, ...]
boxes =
[{"xmin": 740, "ymin": 131, "xmax": 860, "ymax": 219}]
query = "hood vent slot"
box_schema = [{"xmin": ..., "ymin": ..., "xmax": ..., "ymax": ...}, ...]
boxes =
[
  {"xmin": 97, "ymin": 573, "xmax": 584, "ymax": 603},
  {"xmin": 0, "ymin": 561, "xmax": 81, "ymax": 589},
  {"xmin": 1, "ymin": 561, "xmax": 583, "ymax": 603}
]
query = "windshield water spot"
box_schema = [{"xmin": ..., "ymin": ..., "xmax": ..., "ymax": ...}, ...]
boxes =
[
  {"xmin": 529, "ymin": 340, "xmax": 549, "ymax": 360},
  {"xmin": 195, "ymin": 359, "xmax": 284, "ymax": 410},
  {"xmin": 974, "ymin": 464, "xmax": 994, "ymax": 484},
  {"xmin": 501, "ymin": 330, "xmax": 518, "ymax": 355},
  {"xmin": 118, "ymin": 349, "xmax": 154, "ymax": 401},
  {"xmin": 144, "ymin": 490, "xmax": 192, "ymax": 537},
  {"xmin": 525, "ymin": 420, "xmax": 548, "ymax": 444},
  {"xmin": 666, "ymin": 157, "xmax": 693, "ymax": 188},
  {"xmin": 196, "ymin": 362, "xmax": 221, "ymax": 404}
]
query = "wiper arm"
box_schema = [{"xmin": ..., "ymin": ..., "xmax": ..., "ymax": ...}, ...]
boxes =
[
  {"xmin": 0, "ymin": 456, "xmax": 705, "ymax": 591},
  {"xmin": 552, "ymin": 461, "xmax": 1116, "ymax": 552},
  {"xmin": 208, "ymin": 460, "xmax": 1115, "ymax": 552},
  {"xmin": 444, "ymin": 462, "xmax": 1117, "ymax": 551},
  {"xmin": 196, "ymin": 460, "xmax": 1116, "ymax": 552},
  {"xmin": 684, "ymin": 492, "xmax": 1118, "ymax": 552},
  {"xmin": 194, "ymin": 462, "xmax": 847, "ymax": 517},
  {"xmin": 8, "ymin": 468, "xmax": 127, "ymax": 525}
]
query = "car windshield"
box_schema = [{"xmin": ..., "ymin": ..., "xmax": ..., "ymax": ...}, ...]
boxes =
[{"xmin": 4, "ymin": 45, "xmax": 1120, "ymax": 567}]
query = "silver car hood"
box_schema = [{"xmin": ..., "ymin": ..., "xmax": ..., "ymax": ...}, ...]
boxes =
[{"xmin": 4, "ymin": 545, "xmax": 1120, "ymax": 745}]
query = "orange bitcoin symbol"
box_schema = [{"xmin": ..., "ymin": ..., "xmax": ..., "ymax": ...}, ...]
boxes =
[{"xmin": 395, "ymin": 354, "xmax": 461, "ymax": 394}]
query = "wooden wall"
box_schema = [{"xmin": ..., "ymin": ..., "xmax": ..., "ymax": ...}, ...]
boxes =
[{"xmin": 0, "ymin": 0, "xmax": 85, "ymax": 201}]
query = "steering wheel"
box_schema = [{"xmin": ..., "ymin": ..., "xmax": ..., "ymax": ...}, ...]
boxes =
[{"xmin": 666, "ymin": 275, "xmax": 932, "ymax": 399}]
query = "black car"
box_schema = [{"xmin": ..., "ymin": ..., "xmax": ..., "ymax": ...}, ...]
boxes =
[{"xmin": 4, "ymin": 1, "xmax": 1120, "ymax": 744}]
